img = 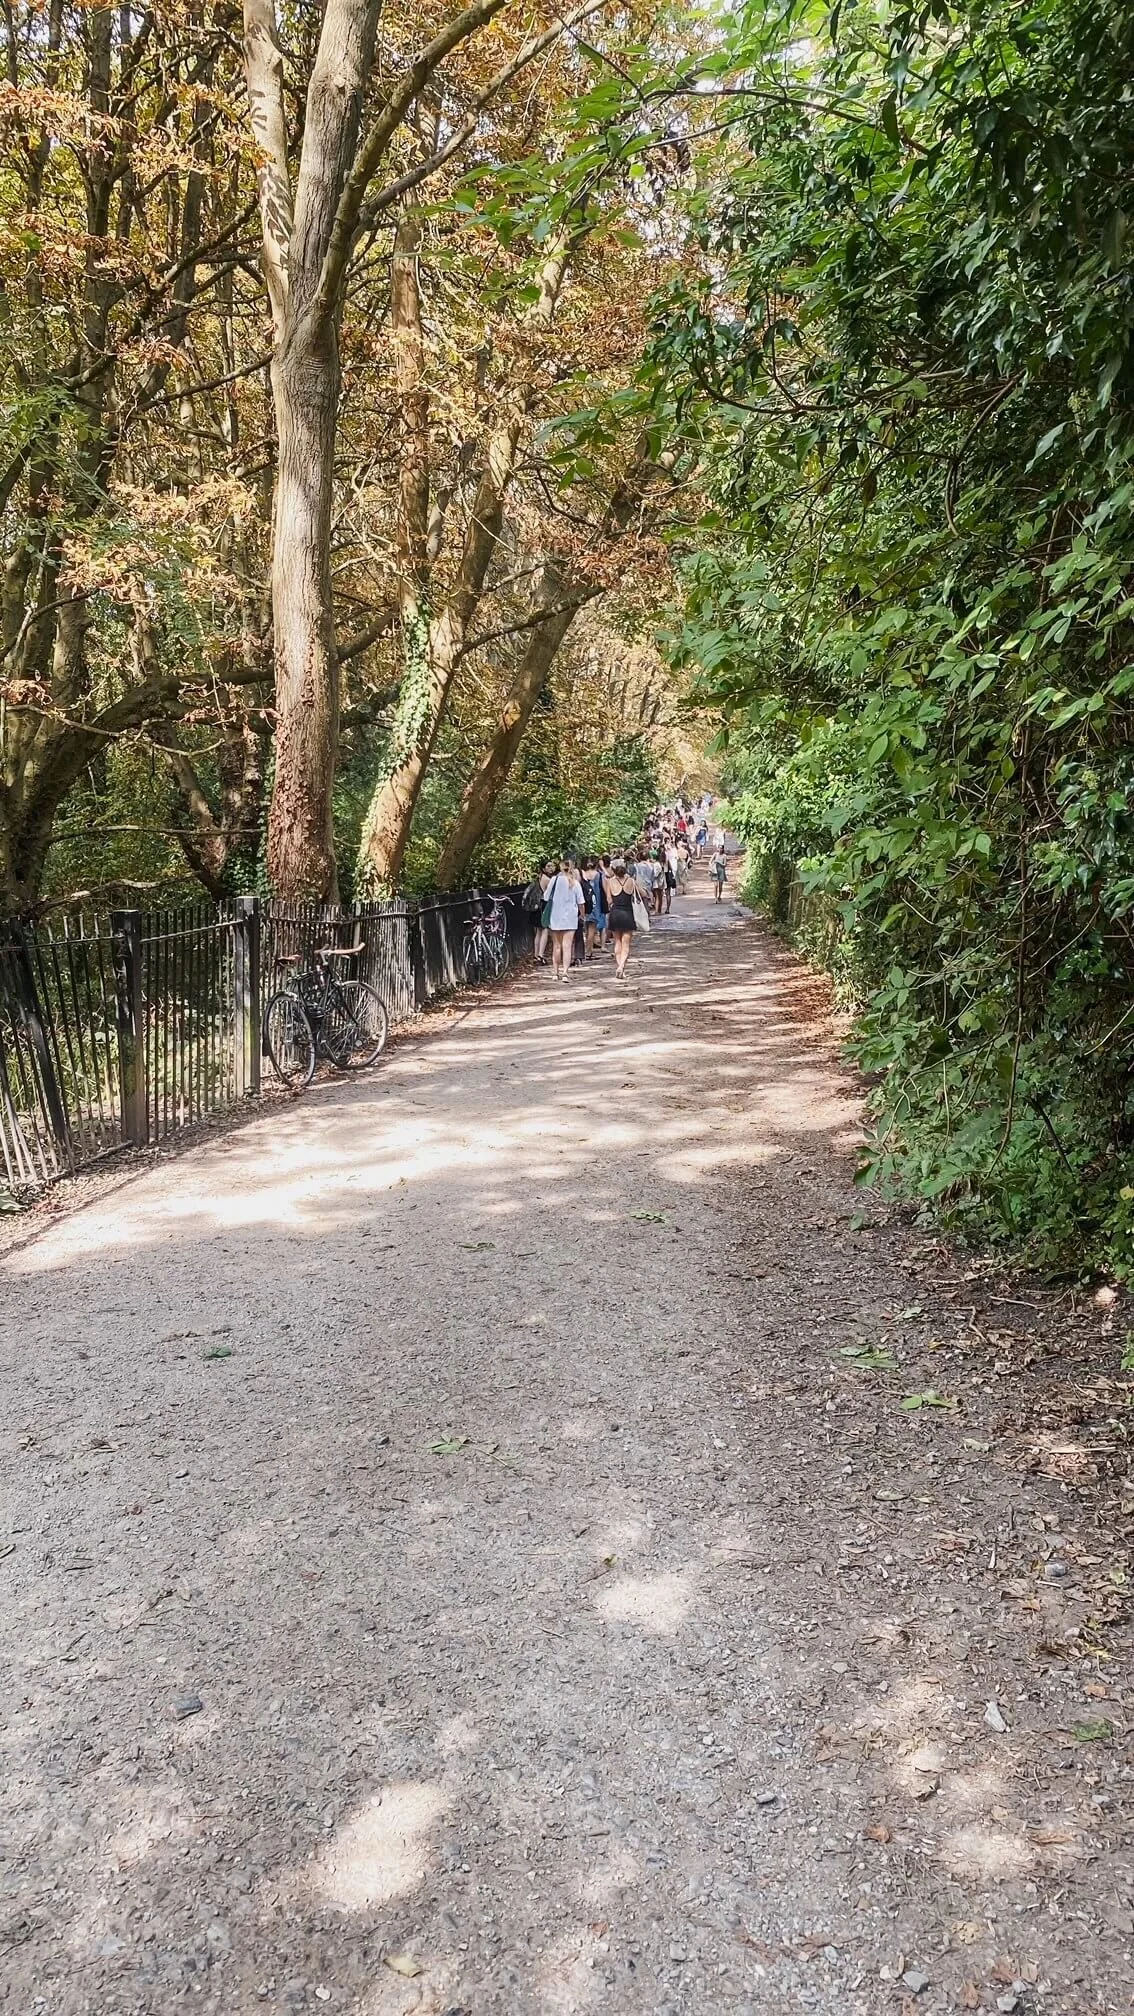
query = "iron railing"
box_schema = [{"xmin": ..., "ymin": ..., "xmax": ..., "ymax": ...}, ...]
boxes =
[
  {"xmin": 0, "ymin": 914, "xmax": 121, "ymax": 1185},
  {"xmin": 0, "ymin": 884, "xmax": 532, "ymax": 1188}
]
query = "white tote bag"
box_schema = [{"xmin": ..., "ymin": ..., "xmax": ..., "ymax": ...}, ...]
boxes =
[{"xmin": 632, "ymin": 891, "xmax": 650, "ymax": 932}]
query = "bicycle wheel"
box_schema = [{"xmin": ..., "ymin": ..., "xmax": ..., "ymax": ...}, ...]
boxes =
[
  {"xmin": 464, "ymin": 931, "xmax": 484, "ymax": 983},
  {"xmin": 492, "ymin": 931, "xmax": 511, "ymax": 975},
  {"xmin": 481, "ymin": 931, "xmax": 508, "ymax": 978},
  {"xmin": 264, "ymin": 991, "xmax": 316, "ymax": 1088},
  {"xmin": 323, "ymin": 980, "xmax": 389, "ymax": 1069}
]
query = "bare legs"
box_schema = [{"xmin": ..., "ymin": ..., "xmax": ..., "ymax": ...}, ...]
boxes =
[
  {"xmin": 551, "ymin": 928, "xmax": 575, "ymax": 979},
  {"xmin": 611, "ymin": 929, "xmax": 632, "ymax": 978}
]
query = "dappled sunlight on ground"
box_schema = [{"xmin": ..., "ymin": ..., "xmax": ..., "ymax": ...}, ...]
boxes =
[
  {"xmin": 593, "ymin": 1568, "xmax": 696, "ymax": 1634},
  {"xmin": 3, "ymin": 880, "xmax": 1124, "ymax": 2014},
  {"xmin": 6, "ymin": 895, "xmax": 852, "ymax": 1276},
  {"xmin": 311, "ymin": 1779, "xmax": 451, "ymax": 1912},
  {"xmin": 937, "ymin": 1820, "xmax": 1037, "ymax": 1883}
]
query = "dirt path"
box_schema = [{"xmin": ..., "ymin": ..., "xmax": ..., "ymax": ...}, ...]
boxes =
[{"xmin": 2, "ymin": 875, "xmax": 1131, "ymax": 2016}]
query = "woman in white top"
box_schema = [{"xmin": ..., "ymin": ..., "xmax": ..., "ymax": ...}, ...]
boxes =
[{"xmin": 547, "ymin": 859, "xmax": 584, "ymax": 980}]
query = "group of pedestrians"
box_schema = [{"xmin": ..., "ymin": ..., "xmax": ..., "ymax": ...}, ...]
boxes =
[{"xmin": 522, "ymin": 798, "xmax": 730, "ymax": 983}]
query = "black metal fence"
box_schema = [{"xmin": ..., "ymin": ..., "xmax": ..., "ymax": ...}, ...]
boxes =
[{"xmin": 0, "ymin": 884, "xmax": 534, "ymax": 1188}]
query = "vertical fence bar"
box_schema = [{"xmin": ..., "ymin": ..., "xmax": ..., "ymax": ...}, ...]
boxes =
[
  {"xmin": 7, "ymin": 933, "xmax": 69, "ymax": 1165},
  {"xmin": 234, "ymin": 896, "xmax": 261, "ymax": 1098},
  {"xmin": 111, "ymin": 909, "xmax": 147, "ymax": 1146},
  {"xmin": 409, "ymin": 902, "xmax": 426, "ymax": 1009}
]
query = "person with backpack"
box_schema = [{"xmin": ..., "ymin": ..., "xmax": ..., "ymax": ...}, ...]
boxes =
[
  {"xmin": 597, "ymin": 853, "xmax": 613, "ymax": 949},
  {"xmin": 663, "ymin": 841, "xmax": 679, "ymax": 913},
  {"xmin": 573, "ymin": 858, "xmax": 593, "ymax": 967},
  {"xmin": 583, "ymin": 857, "xmax": 606, "ymax": 959},
  {"xmin": 525, "ymin": 861, "xmax": 554, "ymax": 963}
]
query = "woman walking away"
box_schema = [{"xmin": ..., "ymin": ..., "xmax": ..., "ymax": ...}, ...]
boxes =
[
  {"xmin": 523, "ymin": 863, "xmax": 549, "ymax": 963},
  {"xmin": 710, "ymin": 844, "xmax": 728, "ymax": 902},
  {"xmin": 584, "ymin": 858, "xmax": 606, "ymax": 958},
  {"xmin": 598, "ymin": 854, "xmax": 613, "ymax": 948},
  {"xmin": 547, "ymin": 858, "xmax": 584, "ymax": 980},
  {"xmin": 605, "ymin": 859, "xmax": 638, "ymax": 979},
  {"xmin": 533, "ymin": 860, "xmax": 555, "ymax": 964},
  {"xmin": 664, "ymin": 842, "xmax": 679, "ymax": 913}
]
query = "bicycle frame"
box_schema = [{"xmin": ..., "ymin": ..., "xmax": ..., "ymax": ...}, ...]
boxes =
[{"xmin": 279, "ymin": 953, "xmax": 356, "ymax": 1029}]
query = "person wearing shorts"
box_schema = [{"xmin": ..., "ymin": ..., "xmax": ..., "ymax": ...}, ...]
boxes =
[{"xmin": 547, "ymin": 859, "xmax": 584, "ymax": 978}]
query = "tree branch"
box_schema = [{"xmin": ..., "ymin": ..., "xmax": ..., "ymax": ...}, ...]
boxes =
[
  {"xmin": 242, "ymin": 0, "xmax": 293, "ymax": 333},
  {"xmin": 362, "ymin": 0, "xmax": 611, "ymax": 227},
  {"xmin": 312, "ymin": 0, "xmax": 511, "ymax": 326}
]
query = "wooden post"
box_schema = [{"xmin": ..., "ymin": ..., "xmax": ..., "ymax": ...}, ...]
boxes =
[
  {"xmin": 234, "ymin": 896, "xmax": 261, "ymax": 1098},
  {"xmin": 111, "ymin": 909, "xmax": 147, "ymax": 1145}
]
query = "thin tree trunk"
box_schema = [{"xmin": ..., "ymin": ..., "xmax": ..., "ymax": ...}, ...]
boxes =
[
  {"xmin": 356, "ymin": 239, "xmax": 575, "ymax": 893},
  {"xmin": 266, "ymin": 327, "xmax": 342, "ymax": 896},
  {"xmin": 354, "ymin": 442, "xmax": 515, "ymax": 891},
  {"xmin": 435, "ymin": 577, "xmax": 586, "ymax": 886}
]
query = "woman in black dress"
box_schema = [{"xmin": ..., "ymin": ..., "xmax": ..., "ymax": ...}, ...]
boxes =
[{"xmin": 604, "ymin": 859, "xmax": 637, "ymax": 980}]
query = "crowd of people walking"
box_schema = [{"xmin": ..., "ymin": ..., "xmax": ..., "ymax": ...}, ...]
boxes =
[{"xmin": 521, "ymin": 795, "xmax": 728, "ymax": 983}]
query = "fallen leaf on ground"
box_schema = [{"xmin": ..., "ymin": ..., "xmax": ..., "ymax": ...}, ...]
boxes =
[
  {"xmin": 429, "ymin": 1436, "xmax": 468, "ymax": 1455},
  {"xmin": 840, "ymin": 1345, "xmax": 897, "ymax": 1372},
  {"xmin": 864, "ymin": 1822, "xmax": 893, "ymax": 1843},
  {"xmin": 384, "ymin": 1953, "xmax": 423, "ymax": 1978}
]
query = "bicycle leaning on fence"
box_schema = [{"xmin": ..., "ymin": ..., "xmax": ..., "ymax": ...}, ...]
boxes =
[
  {"xmin": 463, "ymin": 895, "xmax": 512, "ymax": 983},
  {"xmin": 263, "ymin": 944, "xmax": 389, "ymax": 1088}
]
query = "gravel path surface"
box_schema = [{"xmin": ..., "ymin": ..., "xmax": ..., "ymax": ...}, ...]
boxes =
[{"xmin": 2, "ymin": 874, "xmax": 1131, "ymax": 2016}]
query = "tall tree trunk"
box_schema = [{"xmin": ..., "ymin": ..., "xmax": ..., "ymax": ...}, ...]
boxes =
[
  {"xmin": 242, "ymin": 0, "xmax": 526, "ymax": 898},
  {"xmin": 266, "ymin": 326, "xmax": 342, "ymax": 896},
  {"xmin": 435, "ymin": 574, "xmax": 586, "ymax": 886}
]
